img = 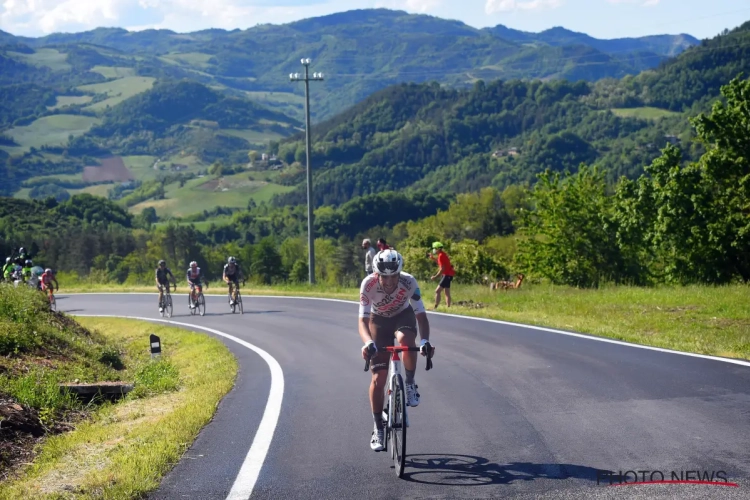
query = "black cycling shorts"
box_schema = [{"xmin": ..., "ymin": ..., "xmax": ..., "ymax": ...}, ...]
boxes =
[
  {"xmin": 438, "ymin": 275, "xmax": 453, "ymax": 288},
  {"xmin": 368, "ymin": 306, "xmax": 418, "ymax": 372}
]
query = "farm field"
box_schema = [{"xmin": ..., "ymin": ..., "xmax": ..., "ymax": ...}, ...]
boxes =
[
  {"xmin": 2, "ymin": 115, "xmax": 101, "ymax": 153},
  {"xmin": 78, "ymin": 76, "xmax": 156, "ymax": 112},
  {"xmin": 609, "ymin": 107, "xmax": 681, "ymax": 120},
  {"xmin": 48, "ymin": 95, "xmax": 94, "ymax": 110},
  {"xmin": 218, "ymin": 128, "xmax": 285, "ymax": 145},
  {"xmin": 7, "ymin": 48, "xmax": 71, "ymax": 71},
  {"xmin": 129, "ymin": 172, "xmax": 294, "ymax": 217},
  {"xmin": 90, "ymin": 66, "xmax": 136, "ymax": 78},
  {"xmin": 82, "ymin": 157, "xmax": 135, "ymax": 182}
]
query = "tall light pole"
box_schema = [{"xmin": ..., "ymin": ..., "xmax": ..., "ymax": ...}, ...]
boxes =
[{"xmin": 290, "ymin": 58, "xmax": 324, "ymax": 284}]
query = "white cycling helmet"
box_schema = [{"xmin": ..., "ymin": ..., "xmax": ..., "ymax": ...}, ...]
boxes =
[
  {"xmin": 374, "ymin": 249, "xmax": 403, "ymax": 275},
  {"xmin": 190, "ymin": 261, "xmax": 197, "ymax": 267}
]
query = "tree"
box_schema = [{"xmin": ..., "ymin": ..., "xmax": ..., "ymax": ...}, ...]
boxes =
[{"xmin": 250, "ymin": 237, "xmax": 284, "ymax": 284}]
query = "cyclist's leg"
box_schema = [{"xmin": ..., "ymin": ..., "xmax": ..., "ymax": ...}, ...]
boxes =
[
  {"xmin": 368, "ymin": 315, "xmax": 393, "ymax": 415},
  {"xmin": 394, "ymin": 307, "xmax": 420, "ymax": 406},
  {"xmin": 157, "ymin": 282, "xmax": 164, "ymax": 305},
  {"xmin": 394, "ymin": 307, "xmax": 418, "ymax": 376},
  {"xmin": 232, "ymin": 277, "xmax": 239, "ymax": 301}
]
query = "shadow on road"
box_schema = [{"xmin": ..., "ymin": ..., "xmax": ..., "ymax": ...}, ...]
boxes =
[{"xmin": 401, "ymin": 454, "xmax": 601, "ymax": 486}]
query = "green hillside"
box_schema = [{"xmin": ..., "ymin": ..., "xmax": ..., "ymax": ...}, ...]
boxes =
[{"xmin": 0, "ymin": 9, "xmax": 699, "ymax": 121}]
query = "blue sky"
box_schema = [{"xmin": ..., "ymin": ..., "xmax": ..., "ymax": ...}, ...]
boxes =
[{"xmin": 1, "ymin": 0, "xmax": 748, "ymax": 38}]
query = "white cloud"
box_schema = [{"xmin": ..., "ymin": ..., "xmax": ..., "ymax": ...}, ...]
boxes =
[
  {"xmin": 0, "ymin": 0, "xmax": 343, "ymax": 36},
  {"xmin": 485, "ymin": 0, "xmax": 562, "ymax": 15}
]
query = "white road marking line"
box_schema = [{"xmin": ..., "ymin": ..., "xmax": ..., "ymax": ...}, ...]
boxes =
[
  {"xmin": 74, "ymin": 314, "xmax": 284, "ymax": 500},
  {"xmin": 65, "ymin": 292, "xmax": 750, "ymax": 368}
]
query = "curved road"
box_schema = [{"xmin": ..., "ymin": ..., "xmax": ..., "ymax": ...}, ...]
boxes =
[{"xmin": 58, "ymin": 293, "xmax": 750, "ymax": 499}]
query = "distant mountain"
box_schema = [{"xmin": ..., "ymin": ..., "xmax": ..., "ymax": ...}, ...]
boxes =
[
  {"xmin": 485, "ymin": 25, "xmax": 698, "ymax": 57},
  {"xmin": 0, "ymin": 9, "xmax": 699, "ymax": 121}
]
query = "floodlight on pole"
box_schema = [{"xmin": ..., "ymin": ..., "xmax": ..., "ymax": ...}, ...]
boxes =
[{"xmin": 289, "ymin": 58, "xmax": 324, "ymax": 284}]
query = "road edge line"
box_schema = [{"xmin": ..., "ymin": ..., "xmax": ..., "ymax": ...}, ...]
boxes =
[{"xmin": 73, "ymin": 314, "xmax": 283, "ymax": 500}]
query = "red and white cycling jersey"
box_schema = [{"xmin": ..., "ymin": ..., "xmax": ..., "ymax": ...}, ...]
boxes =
[{"xmin": 358, "ymin": 272, "xmax": 426, "ymax": 319}]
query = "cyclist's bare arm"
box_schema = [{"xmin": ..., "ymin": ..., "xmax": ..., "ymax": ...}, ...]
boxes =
[
  {"xmin": 416, "ymin": 312, "xmax": 430, "ymax": 343},
  {"xmin": 358, "ymin": 317, "xmax": 376, "ymax": 360}
]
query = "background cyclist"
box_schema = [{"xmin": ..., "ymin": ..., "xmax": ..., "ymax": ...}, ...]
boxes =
[
  {"xmin": 41, "ymin": 268, "xmax": 58, "ymax": 301},
  {"xmin": 155, "ymin": 260, "xmax": 176, "ymax": 312},
  {"xmin": 223, "ymin": 256, "xmax": 244, "ymax": 306},
  {"xmin": 358, "ymin": 249, "xmax": 433, "ymax": 451},
  {"xmin": 186, "ymin": 261, "xmax": 203, "ymax": 309}
]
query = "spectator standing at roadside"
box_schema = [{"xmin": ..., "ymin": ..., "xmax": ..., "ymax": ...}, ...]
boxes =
[
  {"xmin": 427, "ymin": 241, "xmax": 454, "ymax": 309},
  {"xmin": 377, "ymin": 238, "xmax": 390, "ymax": 252},
  {"xmin": 362, "ymin": 239, "xmax": 377, "ymax": 275}
]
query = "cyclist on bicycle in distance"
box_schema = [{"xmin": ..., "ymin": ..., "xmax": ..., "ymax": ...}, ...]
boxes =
[
  {"xmin": 155, "ymin": 260, "xmax": 176, "ymax": 313},
  {"xmin": 186, "ymin": 261, "xmax": 203, "ymax": 309},
  {"xmin": 41, "ymin": 268, "xmax": 58, "ymax": 301},
  {"xmin": 359, "ymin": 249, "xmax": 433, "ymax": 451},
  {"xmin": 223, "ymin": 256, "xmax": 244, "ymax": 306}
]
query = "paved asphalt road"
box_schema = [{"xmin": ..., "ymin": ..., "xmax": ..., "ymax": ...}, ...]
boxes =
[{"xmin": 58, "ymin": 293, "xmax": 750, "ymax": 500}]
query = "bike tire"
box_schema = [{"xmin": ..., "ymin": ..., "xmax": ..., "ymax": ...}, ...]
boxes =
[
  {"xmin": 165, "ymin": 294, "xmax": 173, "ymax": 318},
  {"xmin": 237, "ymin": 291, "xmax": 243, "ymax": 314},
  {"xmin": 198, "ymin": 293, "xmax": 206, "ymax": 316},
  {"xmin": 391, "ymin": 373, "xmax": 407, "ymax": 478}
]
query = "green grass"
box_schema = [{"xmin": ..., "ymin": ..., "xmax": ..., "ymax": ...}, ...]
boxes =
[
  {"xmin": 7, "ymin": 49, "xmax": 71, "ymax": 71},
  {"xmin": 90, "ymin": 66, "xmax": 136, "ymax": 78},
  {"xmin": 47, "ymin": 95, "xmax": 94, "ymax": 110},
  {"xmin": 129, "ymin": 173, "xmax": 294, "ymax": 217},
  {"xmin": 610, "ymin": 107, "xmax": 681, "ymax": 120},
  {"xmin": 78, "ymin": 77, "xmax": 156, "ymax": 112},
  {"xmin": 22, "ymin": 173, "xmax": 84, "ymax": 184},
  {"xmin": 58, "ymin": 283, "xmax": 750, "ymax": 361},
  {"xmin": 219, "ymin": 128, "xmax": 285, "ymax": 145},
  {"xmin": 121, "ymin": 155, "xmax": 159, "ymax": 181},
  {"xmin": 3, "ymin": 115, "xmax": 101, "ymax": 153},
  {"xmin": 161, "ymin": 52, "xmax": 214, "ymax": 69},
  {"xmin": 0, "ymin": 317, "xmax": 237, "ymax": 499},
  {"xmin": 68, "ymin": 184, "xmax": 113, "ymax": 198}
]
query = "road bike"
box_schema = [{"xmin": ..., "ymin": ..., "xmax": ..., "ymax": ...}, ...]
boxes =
[
  {"xmin": 159, "ymin": 283, "xmax": 175, "ymax": 318},
  {"xmin": 228, "ymin": 280, "xmax": 244, "ymax": 314},
  {"xmin": 188, "ymin": 282, "xmax": 206, "ymax": 316},
  {"xmin": 46, "ymin": 287, "xmax": 57, "ymax": 312},
  {"xmin": 365, "ymin": 344, "xmax": 433, "ymax": 478}
]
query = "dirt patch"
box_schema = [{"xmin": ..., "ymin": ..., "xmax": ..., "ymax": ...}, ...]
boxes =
[
  {"xmin": 82, "ymin": 156, "xmax": 134, "ymax": 183},
  {"xmin": 199, "ymin": 179, "xmax": 220, "ymax": 191},
  {"xmin": 0, "ymin": 395, "xmax": 83, "ymax": 481}
]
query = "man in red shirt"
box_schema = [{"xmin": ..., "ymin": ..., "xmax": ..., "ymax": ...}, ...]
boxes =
[{"xmin": 427, "ymin": 242, "xmax": 454, "ymax": 309}]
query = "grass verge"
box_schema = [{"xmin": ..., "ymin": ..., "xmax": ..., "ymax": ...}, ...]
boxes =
[
  {"xmin": 58, "ymin": 282, "xmax": 750, "ymax": 361},
  {"xmin": 0, "ymin": 313, "xmax": 237, "ymax": 499}
]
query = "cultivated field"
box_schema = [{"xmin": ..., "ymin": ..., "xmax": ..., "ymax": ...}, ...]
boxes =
[
  {"xmin": 129, "ymin": 173, "xmax": 294, "ymax": 217},
  {"xmin": 610, "ymin": 107, "xmax": 681, "ymax": 120},
  {"xmin": 82, "ymin": 157, "xmax": 135, "ymax": 182},
  {"xmin": 90, "ymin": 66, "xmax": 136, "ymax": 78},
  {"xmin": 7, "ymin": 48, "xmax": 71, "ymax": 71},
  {"xmin": 48, "ymin": 95, "xmax": 94, "ymax": 110},
  {"xmin": 2, "ymin": 115, "xmax": 101, "ymax": 153},
  {"xmin": 78, "ymin": 77, "xmax": 156, "ymax": 112}
]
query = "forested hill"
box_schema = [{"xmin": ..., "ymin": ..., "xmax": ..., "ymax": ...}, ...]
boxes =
[
  {"xmin": 270, "ymin": 22, "xmax": 750, "ymax": 208},
  {"xmin": 0, "ymin": 8, "xmax": 699, "ymax": 121}
]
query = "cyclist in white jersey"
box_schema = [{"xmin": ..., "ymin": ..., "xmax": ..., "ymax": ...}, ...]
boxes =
[{"xmin": 359, "ymin": 248, "xmax": 433, "ymax": 451}]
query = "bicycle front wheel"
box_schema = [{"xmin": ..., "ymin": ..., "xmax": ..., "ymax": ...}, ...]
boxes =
[
  {"xmin": 165, "ymin": 294, "xmax": 173, "ymax": 318},
  {"xmin": 197, "ymin": 293, "xmax": 206, "ymax": 316},
  {"xmin": 390, "ymin": 373, "xmax": 407, "ymax": 478},
  {"xmin": 237, "ymin": 291, "xmax": 243, "ymax": 314}
]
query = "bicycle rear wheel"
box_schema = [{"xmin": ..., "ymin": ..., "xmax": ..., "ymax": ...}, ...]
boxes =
[
  {"xmin": 390, "ymin": 373, "xmax": 407, "ymax": 478},
  {"xmin": 197, "ymin": 293, "xmax": 206, "ymax": 316}
]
